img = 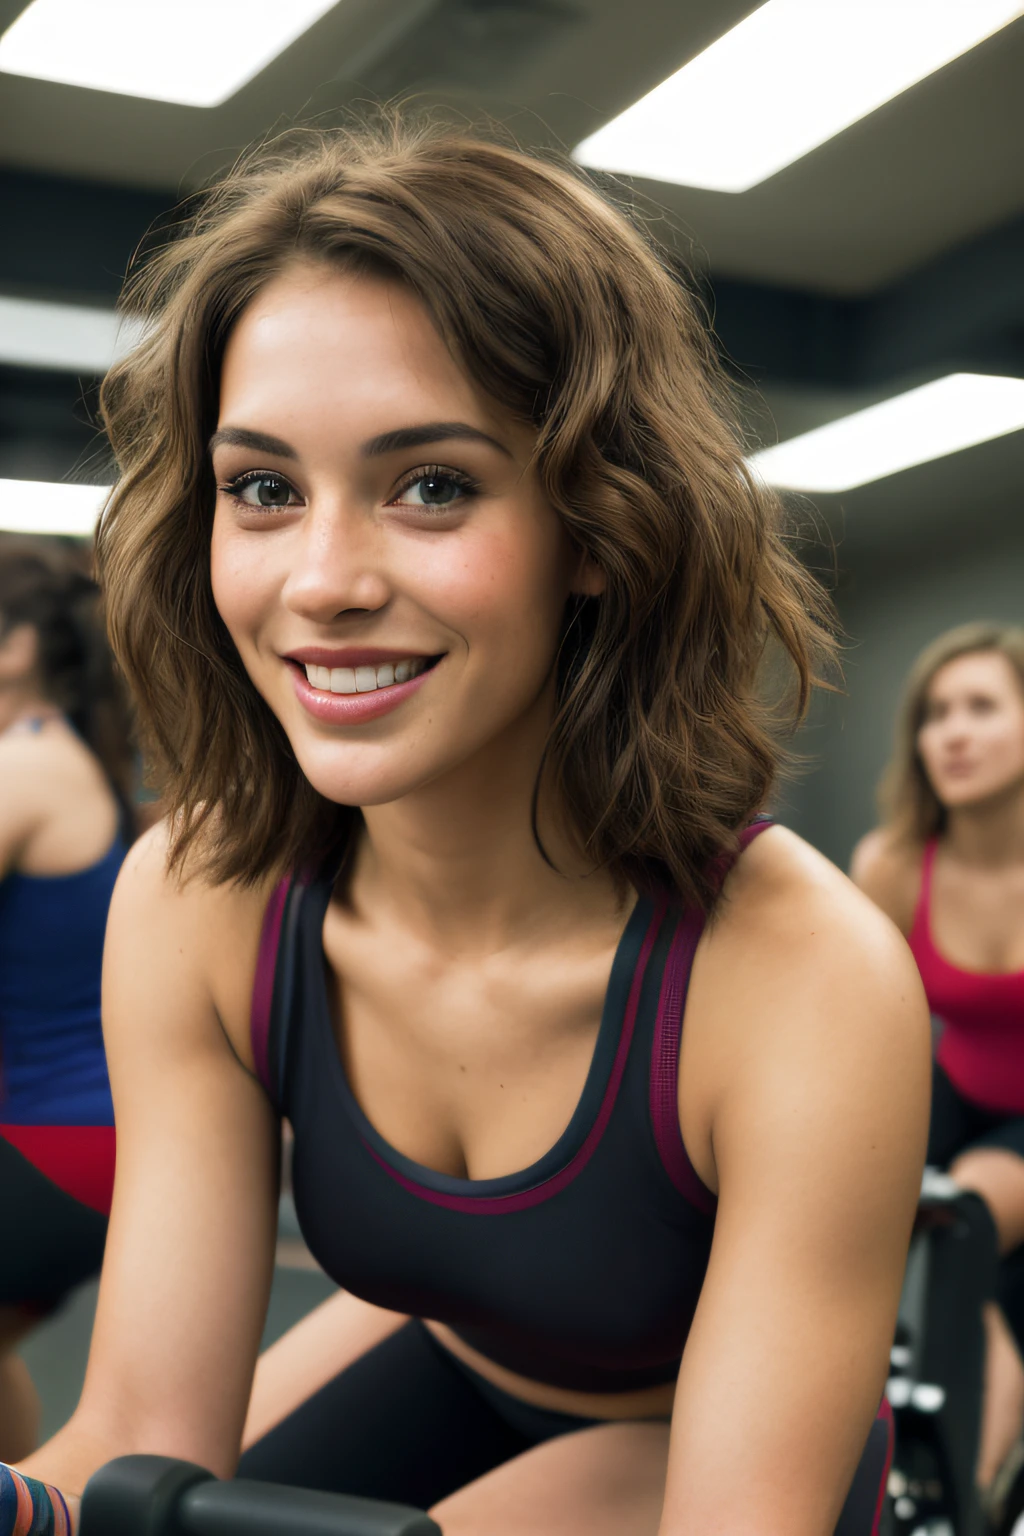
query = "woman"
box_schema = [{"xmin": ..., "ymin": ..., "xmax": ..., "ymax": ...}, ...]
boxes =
[
  {"xmin": 0, "ymin": 538, "xmax": 133, "ymax": 1463},
  {"xmin": 853, "ymin": 622, "xmax": 1024, "ymax": 1518},
  {"xmin": 6, "ymin": 123, "xmax": 928, "ymax": 1536}
]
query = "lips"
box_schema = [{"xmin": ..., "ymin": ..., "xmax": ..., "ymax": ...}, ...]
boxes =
[{"xmin": 288, "ymin": 652, "xmax": 439, "ymax": 725}]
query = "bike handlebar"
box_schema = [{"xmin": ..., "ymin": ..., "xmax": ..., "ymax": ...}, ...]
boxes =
[{"xmin": 80, "ymin": 1456, "xmax": 442, "ymax": 1536}]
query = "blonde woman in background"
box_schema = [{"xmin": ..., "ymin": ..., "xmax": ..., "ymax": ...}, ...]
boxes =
[{"xmin": 854, "ymin": 622, "xmax": 1024, "ymax": 1524}]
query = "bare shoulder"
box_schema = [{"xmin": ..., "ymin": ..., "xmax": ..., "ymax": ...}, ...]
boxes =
[
  {"xmin": 0, "ymin": 730, "xmax": 55, "ymax": 858},
  {"xmin": 710, "ymin": 824, "xmax": 926, "ymax": 1025},
  {"xmin": 108, "ymin": 820, "xmax": 278, "ymax": 1069},
  {"xmin": 0, "ymin": 726, "xmax": 53, "ymax": 803},
  {"xmin": 0, "ymin": 722, "xmax": 109, "ymax": 828},
  {"xmin": 681, "ymin": 826, "xmax": 931, "ymax": 1191},
  {"xmin": 849, "ymin": 826, "xmax": 922, "ymax": 934}
]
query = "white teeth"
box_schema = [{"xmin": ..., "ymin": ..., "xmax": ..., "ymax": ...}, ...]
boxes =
[
  {"xmin": 303, "ymin": 658, "xmax": 429, "ymax": 695},
  {"xmin": 330, "ymin": 667, "xmax": 357, "ymax": 694}
]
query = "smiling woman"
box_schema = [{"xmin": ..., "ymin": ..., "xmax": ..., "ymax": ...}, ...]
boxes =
[
  {"xmin": 94, "ymin": 119, "xmax": 832, "ymax": 907},
  {"xmin": 6, "ymin": 118, "xmax": 931, "ymax": 1536}
]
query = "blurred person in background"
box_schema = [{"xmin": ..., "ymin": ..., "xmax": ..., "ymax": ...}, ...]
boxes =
[
  {"xmin": 0, "ymin": 536, "xmax": 135, "ymax": 1461},
  {"xmin": 853, "ymin": 622, "xmax": 1024, "ymax": 1519}
]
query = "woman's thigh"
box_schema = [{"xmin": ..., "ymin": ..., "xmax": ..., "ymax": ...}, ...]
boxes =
[
  {"xmin": 432, "ymin": 1409, "xmax": 893, "ymax": 1536},
  {"xmin": 950, "ymin": 1136, "xmax": 1024, "ymax": 1253},
  {"xmin": 238, "ymin": 1320, "xmax": 530, "ymax": 1509},
  {"xmin": 431, "ymin": 1420, "xmax": 670, "ymax": 1536}
]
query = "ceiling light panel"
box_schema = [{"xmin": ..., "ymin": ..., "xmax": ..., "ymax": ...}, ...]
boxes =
[
  {"xmin": 749, "ymin": 374, "xmax": 1024, "ymax": 492},
  {"xmin": 0, "ymin": 0, "xmax": 341, "ymax": 107},
  {"xmin": 575, "ymin": 0, "xmax": 1024, "ymax": 192},
  {"xmin": 0, "ymin": 295, "xmax": 145, "ymax": 373},
  {"xmin": 0, "ymin": 480, "xmax": 110, "ymax": 537}
]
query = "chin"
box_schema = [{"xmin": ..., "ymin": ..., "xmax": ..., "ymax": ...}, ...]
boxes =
[
  {"xmin": 291, "ymin": 742, "xmax": 437, "ymax": 810},
  {"xmin": 940, "ymin": 777, "xmax": 1019, "ymax": 811}
]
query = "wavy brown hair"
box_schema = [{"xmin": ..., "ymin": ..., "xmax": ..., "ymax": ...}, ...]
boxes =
[
  {"xmin": 97, "ymin": 117, "xmax": 834, "ymax": 908},
  {"xmin": 879, "ymin": 621, "xmax": 1024, "ymax": 846}
]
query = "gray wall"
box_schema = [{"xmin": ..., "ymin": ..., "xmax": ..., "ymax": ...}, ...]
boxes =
[{"xmin": 779, "ymin": 521, "xmax": 1024, "ymax": 871}]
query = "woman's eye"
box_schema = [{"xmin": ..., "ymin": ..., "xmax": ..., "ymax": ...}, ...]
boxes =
[
  {"xmin": 391, "ymin": 470, "xmax": 474, "ymax": 510},
  {"xmin": 223, "ymin": 473, "xmax": 299, "ymax": 509}
]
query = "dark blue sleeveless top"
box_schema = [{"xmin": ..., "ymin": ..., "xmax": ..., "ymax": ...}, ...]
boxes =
[
  {"xmin": 252, "ymin": 821, "xmax": 771, "ymax": 1394},
  {"xmin": 0, "ymin": 838, "xmax": 125, "ymax": 1126}
]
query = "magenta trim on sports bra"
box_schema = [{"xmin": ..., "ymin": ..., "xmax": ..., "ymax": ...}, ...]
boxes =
[
  {"xmin": 362, "ymin": 898, "xmax": 668, "ymax": 1215},
  {"xmin": 872, "ymin": 1397, "xmax": 895, "ymax": 1536},
  {"xmin": 251, "ymin": 877, "xmax": 290, "ymax": 1095},
  {"xmin": 650, "ymin": 908, "xmax": 716, "ymax": 1216},
  {"xmin": 650, "ymin": 817, "xmax": 774, "ymax": 1213}
]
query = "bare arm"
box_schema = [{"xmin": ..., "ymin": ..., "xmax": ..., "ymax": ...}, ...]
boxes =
[
  {"xmin": 661, "ymin": 831, "xmax": 931, "ymax": 1535},
  {"xmin": 17, "ymin": 827, "xmax": 280, "ymax": 1502}
]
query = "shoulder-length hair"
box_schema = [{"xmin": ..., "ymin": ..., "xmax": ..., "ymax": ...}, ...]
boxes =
[
  {"xmin": 97, "ymin": 117, "xmax": 834, "ymax": 909},
  {"xmin": 878, "ymin": 620, "xmax": 1024, "ymax": 845}
]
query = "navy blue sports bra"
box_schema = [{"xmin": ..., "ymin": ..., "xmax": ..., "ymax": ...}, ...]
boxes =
[{"xmin": 251, "ymin": 820, "xmax": 772, "ymax": 1393}]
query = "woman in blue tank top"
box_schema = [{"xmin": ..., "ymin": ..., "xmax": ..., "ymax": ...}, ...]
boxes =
[
  {"xmin": 6, "ymin": 124, "xmax": 930, "ymax": 1536},
  {"xmin": 0, "ymin": 538, "xmax": 132, "ymax": 1462}
]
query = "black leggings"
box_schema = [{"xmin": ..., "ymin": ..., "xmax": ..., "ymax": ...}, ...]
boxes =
[
  {"xmin": 238, "ymin": 1319, "xmax": 892, "ymax": 1533},
  {"xmin": 0, "ymin": 1133, "xmax": 107, "ymax": 1311},
  {"xmin": 928, "ymin": 1061, "xmax": 1024, "ymax": 1354}
]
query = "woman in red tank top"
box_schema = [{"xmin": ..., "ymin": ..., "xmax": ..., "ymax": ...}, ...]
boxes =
[{"xmin": 853, "ymin": 621, "xmax": 1024, "ymax": 1519}]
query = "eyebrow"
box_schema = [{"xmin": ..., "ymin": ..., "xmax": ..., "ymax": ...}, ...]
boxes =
[
  {"xmin": 208, "ymin": 421, "xmax": 512, "ymax": 461},
  {"xmin": 361, "ymin": 422, "xmax": 512, "ymax": 458},
  {"xmin": 208, "ymin": 427, "xmax": 297, "ymax": 459}
]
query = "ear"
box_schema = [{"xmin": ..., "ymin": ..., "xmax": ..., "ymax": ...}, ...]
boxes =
[{"xmin": 571, "ymin": 551, "xmax": 606, "ymax": 598}]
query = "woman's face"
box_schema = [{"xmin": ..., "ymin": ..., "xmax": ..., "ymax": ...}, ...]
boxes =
[
  {"xmin": 917, "ymin": 649, "xmax": 1024, "ymax": 811},
  {"xmin": 210, "ymin": 263, "xmax": 600, "ymax": 809}
]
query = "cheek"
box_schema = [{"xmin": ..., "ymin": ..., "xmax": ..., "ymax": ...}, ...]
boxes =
[
  {"xmin": 411, "ymin": 520, "xmax": 570, "ymax": 651},
  {"xmin": 991, "ymin": 715, "xmax": 1024, "ymax": 768},
  {"xmin": 209, "ymin": 522, "xmax": 272, "ymax": 650}
]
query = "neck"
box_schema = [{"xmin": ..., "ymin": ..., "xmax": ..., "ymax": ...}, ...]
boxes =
[
  {"xmin": 353, "ymin": 695, "xmax": 623, "ymax": 952},
  {"xmin": 943, "ymin": 781, "xmax": 1024, "ymax": 866}
]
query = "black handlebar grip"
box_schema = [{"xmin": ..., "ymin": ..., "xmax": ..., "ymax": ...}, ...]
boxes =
[
  {"xmin": 80, "ymin": 1456, "xmax": 215, "ymax": 1536},
  {"xmin": 180, "ymin": 1478, "xmax": 442, "ymax": 1536}
]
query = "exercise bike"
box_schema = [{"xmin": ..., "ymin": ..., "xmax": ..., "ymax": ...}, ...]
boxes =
[
  {"xmin": 80, "ymin": 1454, "xmax": 440, "ymax": 1536},
  {"xmin": 884, "ymin": 1169, "xmax": 997, "ymax": 1536}
]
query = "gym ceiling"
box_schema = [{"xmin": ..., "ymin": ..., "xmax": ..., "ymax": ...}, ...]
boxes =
[{"xmin": 1, "ymin": 0, "xmax": 1023, "ymax": 567}]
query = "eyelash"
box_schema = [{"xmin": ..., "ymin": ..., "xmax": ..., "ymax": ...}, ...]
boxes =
[
  {"xmin": 217, "ymin": 465, "xmax": 480, "ymax": 513},
  {"xmin": 387, "ymin": 464, "xmax": 480, "ymax": 509},
  {"xmin": 218, "ymin": 470, "xmax": 299, "ymax": 509}
]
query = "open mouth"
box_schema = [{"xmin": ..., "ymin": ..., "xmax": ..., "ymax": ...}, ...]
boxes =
[{"xmin": 296, "ymin": 656, "xmax": 442, "ymax": 696}]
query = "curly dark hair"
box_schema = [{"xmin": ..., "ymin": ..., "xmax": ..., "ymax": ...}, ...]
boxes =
[
  {"xmin": 97, "ymin": 116, "xmax": 835, "ymax": 909},
  {"xmin": 0, "ymin": 533, "xmax": 135, "ymax": 811}
]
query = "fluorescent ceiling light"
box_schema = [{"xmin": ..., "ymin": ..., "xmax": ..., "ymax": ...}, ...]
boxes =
[
  {"xmin": 750, "ymin": 374, "xmax": 1024, "ymax": 492},
  {"xmin": 0, "ymin": 0, "xmax": 341, "ymax": 108},
  {"xmin": 575, "ymin": 0, "xmax": 1024, "ymax": 192},
  {"xmin": 0, "ymin": 480, "xmax": 110, "ymax": 537},
  {"xmin": 0, "ymin": 295, "xmax": 145, "ymax": 373}
]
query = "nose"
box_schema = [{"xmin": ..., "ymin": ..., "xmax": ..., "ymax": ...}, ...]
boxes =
[
  {"xmin": 281, "ymin": 498, "xmax": 392, "ymax": 625},
  {"xmin": 938, "ymin": 706, "xmax": 972, "ymax": 748}
]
